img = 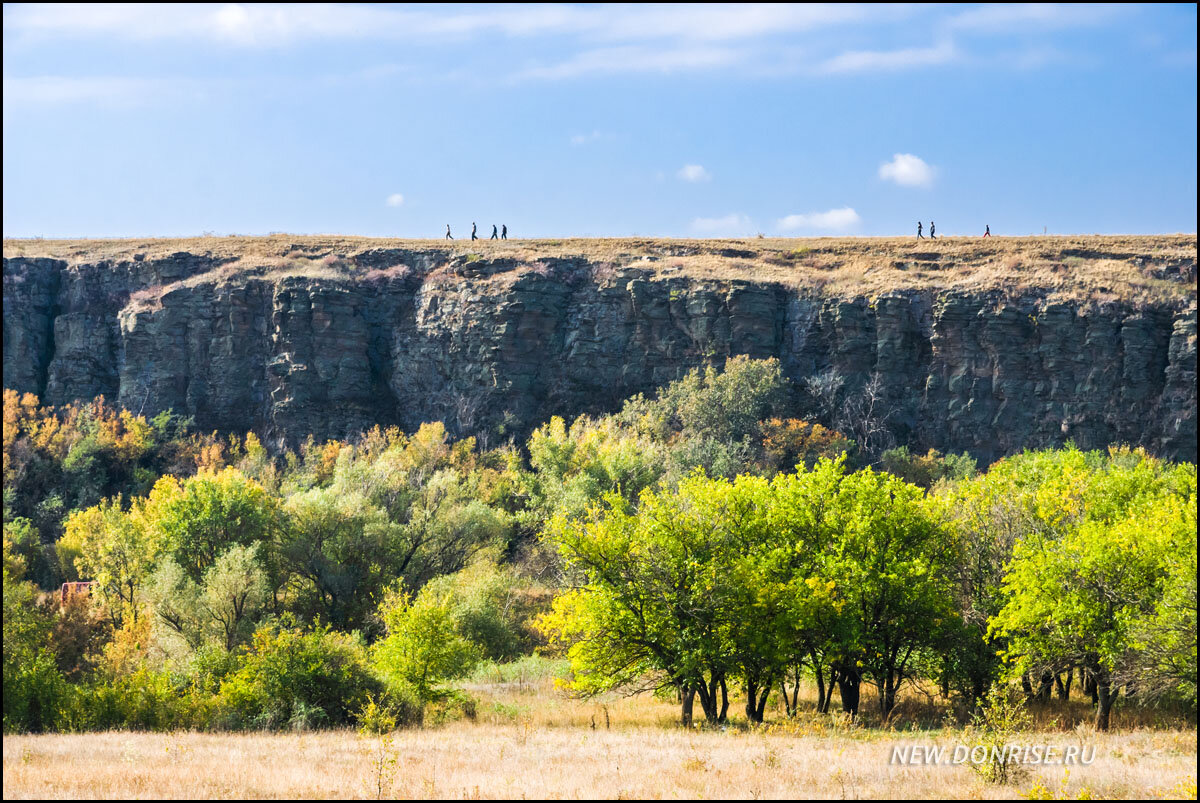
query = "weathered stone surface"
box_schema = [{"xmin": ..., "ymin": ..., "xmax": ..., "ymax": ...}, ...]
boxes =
[{"xmin": 3, "ymin": 246, "xmax": 1196, "ymax": 462}]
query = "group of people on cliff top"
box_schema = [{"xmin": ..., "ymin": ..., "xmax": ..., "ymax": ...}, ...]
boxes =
[
  {"xmin": 445, "ymin": 223, "xmax": 506, "ymax": 241},
  {"xmin": 444, "ymin": 221, "xmax": 994, "ymax": 240},
  {"xmin": 917, "ymin": 221, "xmax": 992, "ymax": 238}
]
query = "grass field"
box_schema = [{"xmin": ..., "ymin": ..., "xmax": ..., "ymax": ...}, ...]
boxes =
[
  {"xmin": 5, "ymin": 664, "xmax": 1196, "ymax": 799},
  {"xmin": 4, "ymin": 234, "xmax": 1196, "ymax": 305}
]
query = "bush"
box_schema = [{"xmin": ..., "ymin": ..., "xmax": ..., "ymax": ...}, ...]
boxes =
[
  {"xmin": 357, "ymin": 684, "xmax": 424, "ymax": 734},
  {"xmin": 968, "ymin": 685, "xmax": 1032, "ymax": 786},
  {"xmin": 373, "ymin": 582, "xmax": 482, "ymax": 702},
  {"xmin": 78, "ymin": 668, "xmax": 193, "ymax": 731},
  {"xmin": 3, "ymin": 650, "xmax": 75, "ymax": 733},
  {"xmin": 880, "ymin": 446, "xmax": 977, "ymax": 489},
  {"xmin": 216, "ymin": 622, "xmax": 379, "ymax": 730}
]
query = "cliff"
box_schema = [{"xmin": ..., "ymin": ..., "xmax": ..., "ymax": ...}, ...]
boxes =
[{"xmin": 4, "ymin": 235, "xmax": 1196, "ymax": 463}]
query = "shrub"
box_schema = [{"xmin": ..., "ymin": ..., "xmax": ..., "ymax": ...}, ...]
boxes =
[
  {"xmin": 216, "ymin": 622, "xmax": 379, "ymax": 730},
  {"xmin": 373, "ymin": 583, "xmax": 482, "ymax": 703},
  {"xmin": 357, "ymin": 684, "xmax": 424, "ymax": 734},
  {"xmin": 79, "ymin": 668, "xmax": 192, "ymax": 731},
  {"xmin": 969, "ymin": 685, "xmax": 1032, "ymax": 786},
  {"xmin": 880, "ymin": 446, "xmax": 977, "ymax": 489}
]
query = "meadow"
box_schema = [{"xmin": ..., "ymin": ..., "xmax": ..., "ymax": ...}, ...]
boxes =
[{"xmin": 4, "ymin": 666, "xmax": 1197, "ymax": 800}]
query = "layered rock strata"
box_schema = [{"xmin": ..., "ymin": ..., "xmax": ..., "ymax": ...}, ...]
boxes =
[{"xmin": 4, "ymin": 242, "xmax": 1195, "ymax": 463}]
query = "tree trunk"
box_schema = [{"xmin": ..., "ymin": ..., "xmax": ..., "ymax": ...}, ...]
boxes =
[
  {"xmin": 880, "ymin": 671, "xmax": 897, "ymax": 719},
  {"xmin": 718, "ymin": 679, "xmax": 729, "ymax": 724},
  {"xmin": 1036, "ymin": 671, "xmax": 1053, "ymax": 702},
  {"xmin": 696, "ymin": 680, "xmax": 719, "ymax": 724},
  {"xmin": 745, "ymin": 677, "xmax": 761, "ymax": 723},
  {"xmin": 970, "ymin": 675, "xmax": 986, "ymax": 710},
  {"xmin": 837, "ymin": 667, "xmax": 861, "ymax": 717},
  {"xmin": 755, "ymin": 684, "xmax": 771, "ymax": 723},
  {"xmin": 1095, "ymin": 677, "xmax": 1114, "ymax": 732},
  {"xmin": 814, "ymin": 665, "xmax": 826, "ymax": 715},
  {"xmin": 681, "ymin": 685, "xmax": 696, "ymax": 727}
]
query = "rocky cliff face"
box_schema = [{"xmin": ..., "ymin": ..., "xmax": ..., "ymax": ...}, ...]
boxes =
[{"xmin": 4, "ymin": 238, "xmax": 1196, "ymax": 463}]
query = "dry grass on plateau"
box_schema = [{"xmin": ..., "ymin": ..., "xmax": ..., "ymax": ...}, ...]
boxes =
[
  {"xmin": 4, "ymin": 725, "xmax": 1197, "ymax": 800},
  {"xmin": 4, "ymin": 234, "xmax": 1197, "ymax": 306}
]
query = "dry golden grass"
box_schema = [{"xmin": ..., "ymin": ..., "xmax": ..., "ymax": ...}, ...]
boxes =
[
  {"xmin": 4, "ymin": 234, "xmax": 1196, "ymax": 306},
  {"xmin": 4, "ymin": 673, "xmax": 1196, "ymax": 799},
  {"xmin": 5, "ymin": 723, "xmax": 1195, "ymax": 799}
]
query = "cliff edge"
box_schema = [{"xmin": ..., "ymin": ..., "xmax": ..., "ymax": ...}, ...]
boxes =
[{"xmin": 4, "ymin": 235, "xmax": 1195, "ymax": 463}]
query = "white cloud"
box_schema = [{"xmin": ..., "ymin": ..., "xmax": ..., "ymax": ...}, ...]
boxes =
[
  {"xmin": 514, "ymin": 45, "xmax": 742, "ymax": 81},
  {"xmin": 677, "ymin": 164, "xmax": 712, "ymax": 183},
  {"xmin": 570, "ymin": 130, "xmax": 606, "ymax": 146},
  {"xmin": 691, "ymin": 213, "xmax": 754, "ymax": 236},
  {"xmin": 947, "ymin": 3, "xmax": 1125, "ymax": 33},
  {"xmin": 878, "ymin": 153, "xmax": 936, "ymax": 188},
  {"xmin": 385, "ymin": 193, "xmax": 405, "ymax": 207},
  {"xmin": 1, "ymin": 75, "xmax": 196, "ymax": 107},
  {"xmin": 776, "ymin": 207, "xmax": 861, "ymax": 231},
  {"xmin": 2, "ymin": 4, "xmax": 909, "ymax": 46},
  {"xmin": 819, "ymin": 40, "xmax": 956, "ymax": 74}
]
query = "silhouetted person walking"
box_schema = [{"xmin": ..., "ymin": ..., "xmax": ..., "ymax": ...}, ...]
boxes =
[
  {"xmin": 490, "ymin": 224, "xmax": 498, "ymax": 240},
  {"xmin": 983, "ymin": 225, "xmax": 991, "ymax": 238},
  {"xmin": 916, "ymin": 222, "xmax": 924, "ymax": 239},
  {"xmin": 501, "ymin": 225, "xmax": 507, "ymax": 240},
  {"xmin": 445, "ymin": 224, "xmax": 453, "ymax": 240},
  {"xmin": 471, "ymin": 222, "xmax": 478, "ymax": 241},
  {"xmin": 929, "ymin": 221, "xmax": 936, "ymax": 239}
]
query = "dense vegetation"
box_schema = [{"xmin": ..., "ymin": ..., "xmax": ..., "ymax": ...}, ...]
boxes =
[{"xmin": 3, "ymin": 357, "xmax": 1195, "ymax": 734}]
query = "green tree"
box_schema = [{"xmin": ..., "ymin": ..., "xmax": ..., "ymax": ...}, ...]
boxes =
[
  {"xmin": 145, "ymin": 467, "xmax": 279, "ymax": 583},
  {"xmin": 64, "ymin": 498, "xmax": 162, "ymax": 625},
  {"xmin": 816, "ymin": 465, "xmax": 958, "ymax": 718},
  {"xmin": 991, "ymin": 492, "xmax": 1193, "ymax": 730},
  {"xmin": 525, "ymin": 415, "xmax": 667, "ymax": 522},
  {"xmin": 3, "ymin": 542, "xmax": 71, "ymax": 732},
  {"xmin": 1127, "ymin": 526, "xmax": 1197, "ymax": 702},
  {"xmin": 217, "ymin": 622, "xmax": 379, "ymax": 730},
  {"xmin": 279, "ymin": 487, "xmax": 398, "ymax": 634},
  {"xmin": 372, "ymin": 582, "xmax": 481, "ymax": 702},
  {"xmin": 543, "ymin": 475, "xmax": 745, "ymax": 726}
]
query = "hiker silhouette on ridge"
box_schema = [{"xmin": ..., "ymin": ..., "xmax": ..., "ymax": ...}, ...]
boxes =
[
  {"xmin": 445, "ymin": 224, "xmax": 453, "ymax": 240},
  {"xmin": 916, "ymin": 222, "xmax": 924, "ymax": 239},
  {"xmin": 501, "ymin": 225, "xmax": 507, "ymax": 240},
  {"xmin": 983, "ymin": 225, "xmax": 991, "ymax": 238},
  {"xmin": 929, "ymin": 221, "xmax": 936, "ymax": 239},
  {"xmin": 471, "ymin": 222, "xmax": 478, "ymax": 241},
  {"xmin": 490, "ymin": 224, "xmax": 498, "ymax": 240}
]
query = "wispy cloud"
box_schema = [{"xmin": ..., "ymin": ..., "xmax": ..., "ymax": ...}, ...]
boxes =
[
  {"xmin": 4, "ymin": 4, "xmax": 582, "ymax": 46},
  {"xmin": 385, "ymin": 193, "xmax": 405, "ymax": 207},
  {"xmin": 570, "ymin": 130, "xmax": 608, "ymax": 146},
  {"xmin": 2, "ymin": 75, "xmax": 184, "ymax": 107},
  {"xmin": 878, "ymin": 154, "xmax": 935, "ymax": 188},
  {"xmin": 819, "ymin": 40, "xmax": 957, "ymax": 74},
  {"xmin": 691, "ymin": 213, "xmax": 754, "ymax": 236},
  {"xmin": 2, "ymin": 4, "xmax": 908, "ymax": 46},
  {"xmin": 776, "ymin": 207, "xmax": 860, "ymax": 231},
  {"xmin": 947, "ymin": 3, "xmax": 1126, "ymax": 34},
  {"xmin": 514, "ymin": 45, "xmax": 743, "ymax": 81},
  {"xmin": 677, "ymin": 164, "xmax": 712, "ymax": 183}
]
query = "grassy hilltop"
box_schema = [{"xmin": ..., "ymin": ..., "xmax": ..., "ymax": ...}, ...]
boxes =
[{"xmin": 5, "ymin": 233, "xmax": 1196, "ymax": 304}]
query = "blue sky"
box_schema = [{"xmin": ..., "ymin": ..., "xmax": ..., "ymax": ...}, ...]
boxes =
[{"xmin": 3, "ymin": 3, "xmax": 1196, "ymax": 238}]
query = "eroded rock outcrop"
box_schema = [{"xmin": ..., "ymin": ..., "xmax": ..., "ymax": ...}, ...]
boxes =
[{"xmin": 4, "ymin": 238, "xmax": 1195, "ymax": 463}]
